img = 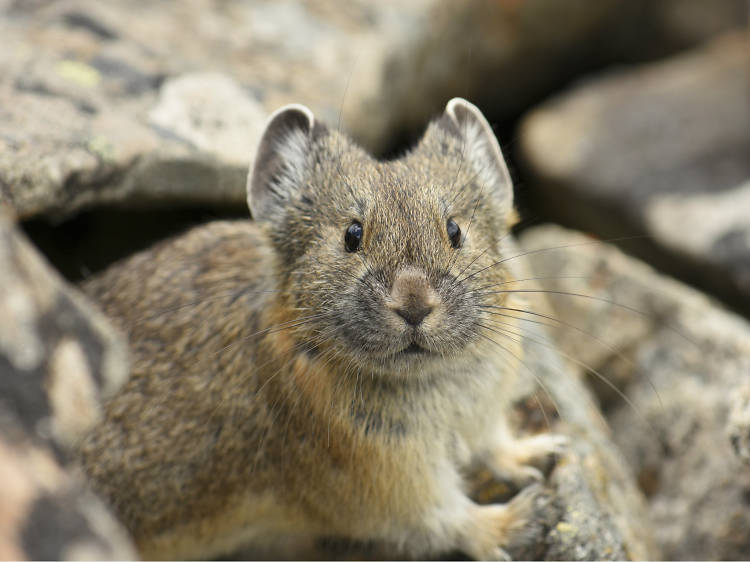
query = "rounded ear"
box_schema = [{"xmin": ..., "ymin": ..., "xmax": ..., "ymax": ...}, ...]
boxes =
[
  {"xmin": 247, "ymin": 104, "xmax": 315, "ymax": 221},
  {"xmin": 438, "ymin": 98, "xmax": 514, "ymax": 214}
]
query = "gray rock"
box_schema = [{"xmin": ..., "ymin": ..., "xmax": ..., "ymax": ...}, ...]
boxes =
[
  {"xmin": 519, "ymin": 32, "xmax": 750, "ymax": 317},
  {"xmin": 518, "ymin": 224, "xmax": 750, "ymax": 560},
  {"xmin": 148, "ymin": 73, "xmax": 268, "ymax": 167},
  {"xmin": 728, "ymin": 382, "xmax": 750, "ymax": 465},
  {"xmin": 0, "ymin": 10, "xmax": 252, "ymax": 220},
  {"xmin": 0, "ymin": 0, "xmax": 422, "ymax": 220},
  {"xmin": 0, "ymin": 210, "xmax": 134, "ymax": 558},
  {"xmin": 344, "ymin": 0, "xmax": 746, "ymax": 155},
  {"xmin": 508, "ymin": 318, "xmax": 657, "ymax": 561}
]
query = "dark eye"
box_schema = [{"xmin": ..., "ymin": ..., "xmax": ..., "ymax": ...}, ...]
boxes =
[
  {"xmin": 446, "ymin": 218, "xmax": 461, "ymax": 248},
  {"xmin": 345, "ymin": 221, "xmax": 363, "ymax": 252}
]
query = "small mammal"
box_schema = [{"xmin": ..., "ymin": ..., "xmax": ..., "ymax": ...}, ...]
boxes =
[{"xmin": 76, "ymin": 98, "xmax": 566, "ymax": 560}]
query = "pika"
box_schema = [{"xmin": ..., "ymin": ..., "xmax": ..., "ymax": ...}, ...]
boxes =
[{"xmin": 75, "ymin": 98, "xmax": 567, "ymax": 560}]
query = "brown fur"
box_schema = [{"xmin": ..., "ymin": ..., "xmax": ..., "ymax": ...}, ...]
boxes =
[{"xmin": 74, "ymin": 99, "xmax": 565, "ymax": 559}]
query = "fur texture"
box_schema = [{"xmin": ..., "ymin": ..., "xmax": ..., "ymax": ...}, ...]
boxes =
[{"xmin": 75, "ymin": 98, "xmax": 565, "ymax": 560}]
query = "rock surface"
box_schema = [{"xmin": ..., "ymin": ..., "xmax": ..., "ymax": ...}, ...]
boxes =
[
  {"xmin": 0, "ymin": 210, "xmax": 135, "ymax": 559},
  {"xmin": 507, "ymin": 318, "xmax": 657, "ymax": 561},
  {"xmin": 519, "ymin": 32, "xmax": 750, "ymax": 317},
  {"xmin": 2, "ymin": 1, "xmax": 743, "ymax": 220},
  {"xmin": 518, "ymin": 224, "xmax": 750, "ymax": 560},
  {"xmin": 0, "ymin": 0, "xmax": 428, "ymax": 220},
  {"xmin": 344, "ymin": 0, "xmax": 746, "ymax": 154}
]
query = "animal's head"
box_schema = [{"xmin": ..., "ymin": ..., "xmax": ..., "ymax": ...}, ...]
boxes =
[{"xmin": 248, "ymin": 98, "xmax": 520, "ymax": 376}]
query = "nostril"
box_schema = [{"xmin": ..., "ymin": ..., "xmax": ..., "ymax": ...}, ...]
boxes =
[
  {"xmin": 395, "ymin": 304, "xmax": 433, "ymax": 326},
  {"xmin": 389, "ymin": 267, "xmax": 438, "ymax": 326}
]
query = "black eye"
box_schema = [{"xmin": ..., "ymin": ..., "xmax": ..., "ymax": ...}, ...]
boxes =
[
  {"xmin": 345, "ymin": 221, "xmax": 363, "ymax": 252},
  {"xmin": 447, "ymin": 218, "xmax": 461, "ymax": 248}
]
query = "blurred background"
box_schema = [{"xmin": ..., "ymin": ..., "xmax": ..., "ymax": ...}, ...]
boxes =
[{"xmin": 1, "ymin": 0, "xmax": 747, "ymax": 316}]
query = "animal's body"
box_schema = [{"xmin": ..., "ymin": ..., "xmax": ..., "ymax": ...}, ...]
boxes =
[{"xmin": 76, "ymin": 98, "xmax": 566, "ymax": 560}]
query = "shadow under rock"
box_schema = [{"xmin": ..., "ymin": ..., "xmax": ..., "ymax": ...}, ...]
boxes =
[{"xmin": 22, "ymin": 204, "xmax": 249, "ymax": 283}]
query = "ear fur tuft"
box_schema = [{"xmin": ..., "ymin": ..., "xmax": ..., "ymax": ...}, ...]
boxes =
[{"xmin": 247, "ymin": 104, "xmax": 316, "ymax": 220}]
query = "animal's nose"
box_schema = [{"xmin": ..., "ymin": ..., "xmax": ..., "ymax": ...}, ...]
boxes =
[
  {"xmin": 394, "ymin": 301, "xmax": 433, "ymax": 326},
  {"xmin": 387, "ymin": 267, "xmax": 438, "ymax": 327}
]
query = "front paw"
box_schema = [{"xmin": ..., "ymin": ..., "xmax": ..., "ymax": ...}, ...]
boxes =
[
  {"xmin": 490, "ymin": 433, "xmax": 569, "ymax": 488},
  {"xmin": 462, "ymin": 484, "xmax": 547, "ymax": 561}
]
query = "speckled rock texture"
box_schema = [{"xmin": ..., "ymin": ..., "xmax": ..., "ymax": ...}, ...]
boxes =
[
  {"xmin": 344, "ymin": 0, "xmax": 746, "ymax": 154},
  {"xmin": 519, "ymin": 32, "xmax": 750, "ymax": 318},
  {"xmin": 495, "ymin": 238, "xmax": 659, "ymax": 561},
  {"xmin": 0, "ymin": 0, "xmax": 429, "ymax": 220},
  {"xmin": 0, "ymin": 210, "xmax": 134, "ymax": 559},
  {"xmin": 2, "ymin": 0, "xmax": 742, "ymax": 220},
  {"xmin": 519, "ymin": 224, "xmax": 750, "ymax": 560},
  {"xmin": 506, "ymin": 319, "xmax": 657, "ymax": 561}
]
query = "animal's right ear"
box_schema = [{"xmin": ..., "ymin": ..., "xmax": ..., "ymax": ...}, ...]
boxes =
[
  {"xmin": 431, "ymin": 98, "xmax": 514, "ymax": 217},
  {"xmin": 247, "ymin": 104, "xmax": 316, "ymax": 221}
]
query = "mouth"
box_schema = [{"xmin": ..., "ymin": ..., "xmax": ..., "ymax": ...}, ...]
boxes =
[{"xmin": 398, "ymin": 342, "xmax": 430, "ymax": 356}]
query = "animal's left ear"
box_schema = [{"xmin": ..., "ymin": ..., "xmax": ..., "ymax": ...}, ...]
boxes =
[{"xmin": 435, "ymin": 98, "xmax": 514, "ymax": 215}]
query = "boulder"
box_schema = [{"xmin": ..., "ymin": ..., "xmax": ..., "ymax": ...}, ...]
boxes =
[
  {"xmin": 344, "ymin": 0, "xmax": 746, "ymax": 155},
  {"xmin": 518, "ymin": 224, "xmax": 750, "ymax": 560},
  {"xmin": 0, "ymin": 209, "xmax": 135, "ymax": 559},
  {"xmin": 0, "ymin": 0, "xmax": 424, "ymax": 220},
  {"xmin": 519, "ymin": 32, "xmax": 750, "ymax": 317},
  {"xmin": 505, "ymin": 317, "xmax": 658, "ymax": 561}
]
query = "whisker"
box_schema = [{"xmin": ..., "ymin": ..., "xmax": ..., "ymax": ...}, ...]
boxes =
[
  {"xmin": 466, "ymin": 275, "xmax": 590, "ymax": 296},
  {"xmin": 476, "ymin": 288, "xmax": 698, "ymax": 348},
  {"xmin": 459, "ymin": 180, "xmax": 485, "ymax": 247},
  {"xmin": 445, "ymin": 129, "xmax": 468, "ymax": 208},
  {"xmin": 337, "ymin": 49, "xmax": 360, "ymax": 135},
  {"xmin": 474, "ymin": 325, "xmax": 559, "ymax": 429},
  {"xmin": 446, "ymin": 146, "xmax": 481, "ymax": 209},
  {"xmin": 445, "ymin": 177, "xmax": 487, "ymax": 275},
  {"xmin": 459, "ymin": 235, "xmax": 650, "ymax": 285},
  {"xmin": 481, "ymin": 304, "xmax": 663, "ymax": 409},
  {"xmin": 479, "ymin": 318, "xmax": 656, "ymax": 434},
  {"xmin": 211, "ymin": 312, "xmax": 331, "ymax": 357},
  {"xmin": 452, "ymin": 245, "xmax": 489, "ymax": 282}
]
